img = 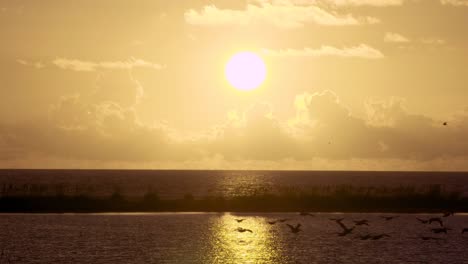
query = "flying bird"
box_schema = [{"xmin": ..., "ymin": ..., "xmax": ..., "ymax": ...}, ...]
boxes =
[
  {"xmin": 443, "ymin": 122, "xmax": 448, "ymax": 126},
  {"xmin": 267, "ymin": 220, "xmax": 278, "ymax": 225},
  {"xmin": 286, "ymin": 223, "xmax": 302, "ymax": 233},
  {"xmin": 371, "ymin": 234, "xmax": 390, "ymax": 240},
  {"xmin": 336, "ymin": 221, "xmax": 355, "ymax": 236},
  {"xmin": 420, "ymin": 236, "xmax": 443, "ymax": 241},
  {"xmin": 299, "ymin": 212, "xmax": 314, "ymax": 216},
  {"xmin": 235, "ymin": 219, "xmax": 246, "ymax": 223},
  {"xmin": 416, "ymin": 218, "xmax": 429, "ymax": 224},
  {"xmin": 380, "ymin": 216, "xmax": 399, "ymax": 221},
  {"xmin": 428, "ymin": 217, "xmax": 443, "ymax": 227},
  {"xmin": 358, "ymin": 234, "xmax": 372, "ymax": 240},
  {"xmin": 442, "ymin": 211, "xmax": 454, "ymax": 217},
  {"xmin": 431, "ymin": 227, "xmax": 450, "ymax": 234},
  {"xmin": 236, "ymin": 227, "xmax": 253, "ymax": 233},
  {"xmin": 353, "ymin": 220, "xmax": 369, "ymax": 226}
]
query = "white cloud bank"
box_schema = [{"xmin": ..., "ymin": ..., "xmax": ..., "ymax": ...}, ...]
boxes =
[
  {"xmin": 262, "ymin": 44, "xmax": 384, "ymax": 59},
  {"xmin": 384, "ymin": 32, "xmax": 410, "ymax": 43},
  {"xmin": 52, "ymin": 57, "xmax": 164, "ymax": 72},
  {"xmin": 440, "ymin": 0, "xmax": 468, "ymax": 6},
  {"xmin": 185, "ymin": 1, "xmax": 380, "ymax": 29},
  {"xmin": 1, "ymin": 88, "xmax": 468, "ymax": 170}
]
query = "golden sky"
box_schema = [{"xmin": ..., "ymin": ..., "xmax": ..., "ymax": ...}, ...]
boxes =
[{"xmin": 1, "ymin": 0, "xmax": 468, "ymax": 170}]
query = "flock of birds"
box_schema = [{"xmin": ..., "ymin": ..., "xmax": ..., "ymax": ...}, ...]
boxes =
[{"xmin": 234, "ymin": 211, "xmax": 468, "ymax": 241}]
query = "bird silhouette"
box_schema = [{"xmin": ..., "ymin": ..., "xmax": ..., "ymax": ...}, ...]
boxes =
[
  {"xmin": 235, "ymin": 219, "xmax": 246, "ymax": 223},
  {"xmin": 236, "ymin": 227, "xmax": 253, "ymax": 233},
  {"xmin": 442, "ymin": 211, "xmax": 454, "ymax": 217},
  {"xmin": 353, "ymin": 220, "xmax": 369, "ymax": 226},
  {"xmin": 371, "ymin": 234, "xmax": 390, "ymax": 240},
  {"xmin": 358, "ymin": 234, "xmax": 372, "ymax": 240},
  {"xmin": 299, "ymin": 212, "xmax": 314, "ymax": 216},
  {"xmin": 461, "ymin": 228, "xmax": 468, "ymax": 234},
  {"xmin": 420, "ymin": 236, "xmax": 442, "ymax": 241},
  {"xmin": 286, "ymin": 223, "xmax": 302, "ymax": 233},
  {"xmin": 431, "ymin": 227, "xmax": 450, "ymax": 234},
  {"xmin": 428, "ymin": 217, "xmax": 443, "ymax": 227},
  {"xmin": 381, "ymin": 216, "xmax": 399, "ymax": 221},
  {"xmin": 336, "ymin": 221, "xmax": 355, "ymax": 236},
  {"xmin": 416, "ymin": 218, "xmax": 429, "ymax": 224},
  {"xmin": 443, "ymin": 122, "xmax": 448, "ymax": 126},
  {"xmin": 267, "ymin": 220, "xmax": 278, "ymax": 225}
]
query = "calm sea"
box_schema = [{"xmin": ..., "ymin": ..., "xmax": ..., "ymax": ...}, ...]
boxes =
[
  {"xmin": 1, "ymin": 212, "xmax": 468, "ymax": 263},
  {"xmin": 2, "ymin": 170, "xmax": 468, "ymax": 263}
]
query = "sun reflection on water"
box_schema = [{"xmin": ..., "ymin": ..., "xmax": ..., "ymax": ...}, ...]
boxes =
[{"xmin": 207, "ymin": 214, "xmax": 282, "ymax": 263}]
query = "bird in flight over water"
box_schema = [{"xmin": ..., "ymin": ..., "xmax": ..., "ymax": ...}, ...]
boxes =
[
  {"xmin": 336, "ymin": 221, "xmax": 355, "ymax": 236},
  {"xmin": 381, "ymin": 216, "xmax": 399, "ymax": 221},
  {"xmin": 442, "ymin": 211, "xmax": 454, "ymax": 217},
  {"xmin": 286, "ymin": 223, "xmax": 302, "ymax": 233},
  {"xmin": 353, "ymin": 220, "xmax": 369, "ymax": 226},
  {"xmin": 416, "ymin": 218, "xmax": 429, "ymax": 224},
  {"xmin": 428, "ymin": 217, "xmax": 443, "ymax": 227},
  {"xmin": 431, "ymin": 227, "xmax": 450, "ymax": 234},
  {"xmin": 371, "ymin": 234, "xmax": 390, "ymax": 240},
  {"xmin": 236, "ymin": 227, "xmax": 253, "ymax": 233}
]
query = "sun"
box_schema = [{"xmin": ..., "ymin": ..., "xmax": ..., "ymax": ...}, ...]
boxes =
[{"xmin": 225, "ymin": 52, "xmax": 266, "ymax": 91}]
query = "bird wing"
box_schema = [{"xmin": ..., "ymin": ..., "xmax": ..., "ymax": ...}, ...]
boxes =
[
  {"xmin": 337, "ymin": 221, "xmax": 348, "ymax": 231},
  {"xmin": 286, "ymin": 224, "xmax": 294, "ymax": 230}
]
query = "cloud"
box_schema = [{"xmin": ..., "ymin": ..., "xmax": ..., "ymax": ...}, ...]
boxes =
[
  {"xmin": 52, "ymin": 57, "xmax": 164, "ymax": 72},
  {"xmin": 383, "ymin": 33, "xmax": 446, "ymax": 47},
  {"xmin": 420, "ymin": 38, "xmax": 446, "ymax": 45},
  {"xmin": 38, "ymin": 96, "xmax": 192, "ymax": 162},
  {"xmin": 2, "ymin": 89, "xmax": 468, "ymax": 170},
  {"xmin": 207, "ymin": 102, "xmax": 298, "ymax": 160},
  {"xmin": 316, "ymin": 0, "xmax": 405, "ymax": 6},
  {"xmin": 185, "ymin": 1, "xmax": 380, "ymax": 29},
  {"xmin": 91, "ymin": 71, "xmax": 144, "ymax": 107},
  {"xmin": 262, "ymin": 44, "xmax": 384, "ymax": 59},
  {"xmin": 440, "ymin": 0, "xmax": 468, "ymax": 6},
  {"xmin": 204, "ymin": 90, "xmax": 468, "ymax": 162},
  {"xmin": 384, "ymin": 32, "xmax": 410, "ymax": 43},
  {"xmin": 17, "ymin": 59, "xmax": 45, "ymax": 69}
]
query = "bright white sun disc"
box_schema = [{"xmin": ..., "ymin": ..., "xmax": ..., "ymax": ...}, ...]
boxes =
[{"xmin": 225, "ymin": 52, "xmax": 266, "ymax": 91}]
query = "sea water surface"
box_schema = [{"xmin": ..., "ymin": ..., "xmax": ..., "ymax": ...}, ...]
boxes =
[
  {"xmin": 1, "ymin": 212, "xmax": 468, "ymax": 263},
  {"xmin": 1, "ymin": 170, "xmax": 468, "ymax": 198}
]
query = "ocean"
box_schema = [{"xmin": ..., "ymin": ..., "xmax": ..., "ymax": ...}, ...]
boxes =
[
  {"xmin": 1, "ymin": 212, "xmax": 467, "ymax": 263},
  {"xmin": 1, "ymin": 170, "xmax": 468, "ymax": 263},
  {"xmin": 1, "ymin": 170, "xmax": 467, "ymax": 199}
]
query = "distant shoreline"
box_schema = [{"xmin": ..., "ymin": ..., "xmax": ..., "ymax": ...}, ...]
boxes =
[
  {"xmin": 1, "ymin": 188, "xmax": 466, "ymax": 214},
  {"xmin": 2, "ymin": 170, "xmax": 467, "ymax": 213},
  {"xmin": 0, "ymin": 210, "xmax": 464, "ymax": 214},
  {"xmin": 1, "ymin": 168, "xmax": 468, "ymax": 173}
]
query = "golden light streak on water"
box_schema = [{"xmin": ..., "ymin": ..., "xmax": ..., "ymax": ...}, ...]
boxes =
[{"xmin": 208, "ymin": 214, "xmax": 282, "ymax": 263}]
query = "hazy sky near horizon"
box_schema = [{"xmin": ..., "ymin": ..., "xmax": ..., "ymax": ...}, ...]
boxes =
[{"xmin": 1, "ymin": 0, "xmax": 468, "ymax": 170}]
